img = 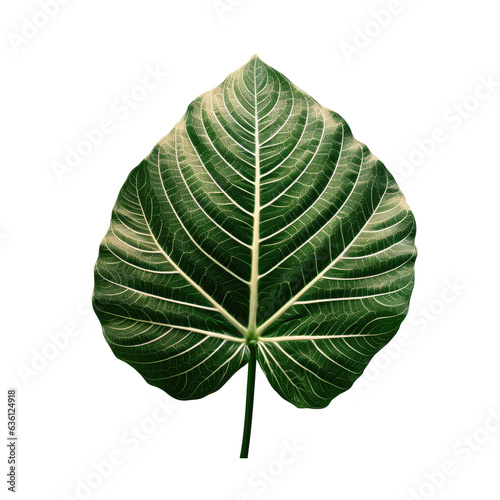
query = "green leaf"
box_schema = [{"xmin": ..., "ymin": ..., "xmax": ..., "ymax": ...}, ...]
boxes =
[{"xmin": 93, "ymin": 55, "xmax": 416, "ymax": 454}]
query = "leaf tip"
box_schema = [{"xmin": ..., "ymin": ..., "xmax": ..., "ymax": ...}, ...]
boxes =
[{"xmin": 248, "ymin": 54, "xmax": 267, "ymax": 67}]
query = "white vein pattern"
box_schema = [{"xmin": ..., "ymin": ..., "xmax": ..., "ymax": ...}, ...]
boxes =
[{"xmin": 93, "ymin": 56, "xmax": 416, "ymax": 407}]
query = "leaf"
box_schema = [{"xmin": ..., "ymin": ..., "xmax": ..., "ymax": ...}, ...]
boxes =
[{"xmin": 93, "ymin": 55, "xmax": 417, "ymax": 454}]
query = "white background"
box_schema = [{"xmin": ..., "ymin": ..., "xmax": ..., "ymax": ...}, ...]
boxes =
[{"xmin": 2, "ymin": 1, "xmax": 500, "ymax": 499}]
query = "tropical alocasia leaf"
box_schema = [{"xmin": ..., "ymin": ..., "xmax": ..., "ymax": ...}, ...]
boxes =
[{"xmin": 93, "ymin": 55, "xmax": 417, "ymax": 457}]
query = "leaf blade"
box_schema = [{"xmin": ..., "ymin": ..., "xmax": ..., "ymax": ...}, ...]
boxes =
[{"xmin": 93, "ymin": 55, "xmax": 417, "ymax": 409}]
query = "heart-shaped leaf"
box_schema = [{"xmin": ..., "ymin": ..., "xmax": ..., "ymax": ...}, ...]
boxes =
[{"xmin": 93, "ymin": 55, "xmax": 417, "ymax": 457}]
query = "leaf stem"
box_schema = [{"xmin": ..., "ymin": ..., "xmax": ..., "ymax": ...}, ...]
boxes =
[{"xmin": 240, "ymin": 342, "xmax": 257, "ymax": 458}]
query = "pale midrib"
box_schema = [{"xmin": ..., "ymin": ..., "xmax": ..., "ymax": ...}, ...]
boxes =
[
  {"xmin": 124, "ymin": 71, "xmax": 397, "ymax": 348},
  {"xmin": 247, "ymin": 64, "xmax": 261, "ymax": 335}
]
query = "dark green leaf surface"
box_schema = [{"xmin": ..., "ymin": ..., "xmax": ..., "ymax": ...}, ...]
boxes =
[{"xmin": 93, "ymin": 56, "xmax": 416, "ymax": 409}]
